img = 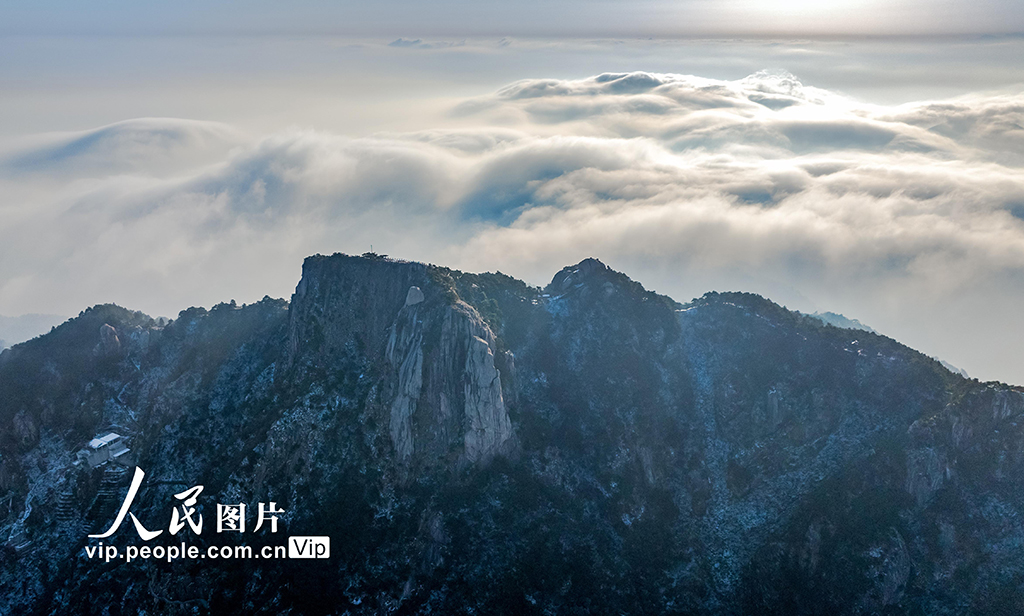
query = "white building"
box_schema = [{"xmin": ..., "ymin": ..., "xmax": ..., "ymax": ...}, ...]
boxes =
[{"xmin": 76, "ymin": 433, "xmax": 131, "ymax": 468}]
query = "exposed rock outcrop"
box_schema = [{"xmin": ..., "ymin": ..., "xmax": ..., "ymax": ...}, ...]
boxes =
[
  {"xmin": 385, "ymin": 288, "xmax": 512, "ymax": 466},
  {"xmin": 97, "ymin": 323, "xmax": 121, "ymax": 355},
  {"xmin": 290, "ymin": 257, "xmax": 513, "ymax": 471},
  {"xmin": 446, "ymin": 302, "xmax": 511, "ymax": 463},
  {"xmin": 386, "ymin": 296, "xmax": 425, "ymax": 462},
  {"xmin": 405, "ymin": 286, "xmax": 424, "ymax": 306}
]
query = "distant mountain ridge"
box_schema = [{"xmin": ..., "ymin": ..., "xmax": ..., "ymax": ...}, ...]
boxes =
[
  {"xmin": 1, "ymin": 253, "xmax": 1022, "ymax": 615},
  {"xmin": 0, "ymin": 313, "xmax": 67, "ymax": 349},
  {"xmin": 803, "ymin": 311, "xmax": 971, "ymax": 378},
  {"xmin": 804, "ymin": 310, "xmax": 877, "ymax": 333}
]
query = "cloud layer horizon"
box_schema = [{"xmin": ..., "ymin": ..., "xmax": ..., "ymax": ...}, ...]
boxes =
[{"xmin": 3, "ymin": 70, "xmax": 1023, "ymax": 383}]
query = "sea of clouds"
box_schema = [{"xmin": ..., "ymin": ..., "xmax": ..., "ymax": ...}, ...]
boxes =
[{"xmin": 2, "ymin": 70, "xmax": 1022, "ymax": 382}]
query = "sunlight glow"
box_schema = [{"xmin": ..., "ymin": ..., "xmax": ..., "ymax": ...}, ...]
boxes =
[{"xmin": 719, "ymin": 0, "xmax": 884, "ymax": 34}]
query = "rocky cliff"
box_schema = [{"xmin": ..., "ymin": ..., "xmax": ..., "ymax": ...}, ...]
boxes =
[{"xmin": 0, "ymin": 253, "xmax": 1022, "ymax": 614}]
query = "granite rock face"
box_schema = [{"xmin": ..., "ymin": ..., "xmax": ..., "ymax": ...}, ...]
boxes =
[
  {"xmin": 1, "ymin": 253, "xmax": 1022, "ymax": 615},
  {"xmin": 97, "ymin": 323, "xmax": 121, "ymax": 356},
  {"xmin": 384, "ymin": 293, "xmax": 511, "ymax": 467}
]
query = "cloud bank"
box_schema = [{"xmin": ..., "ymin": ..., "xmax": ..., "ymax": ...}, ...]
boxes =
[{"xmin": 2, "ymin": 71, "xmax": 1023, "ymax": 383}]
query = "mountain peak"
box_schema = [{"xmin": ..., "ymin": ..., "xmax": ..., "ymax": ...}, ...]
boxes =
[
  {"xmin": 572, "ymin": 256, "xmax": 609, "ymax": 272},
  {"xmin": 545, "ymin": 257, "xmax": 626, "ymax": 294}
]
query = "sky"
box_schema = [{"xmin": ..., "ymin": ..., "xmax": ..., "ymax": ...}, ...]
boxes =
[
  {"xmin": 1, "ymin": 3, "xmax": 1023, "ymax": 383},
  {"xmin": 2, "ymin": 1, "xmax": 1024, "ymax": 37}
]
